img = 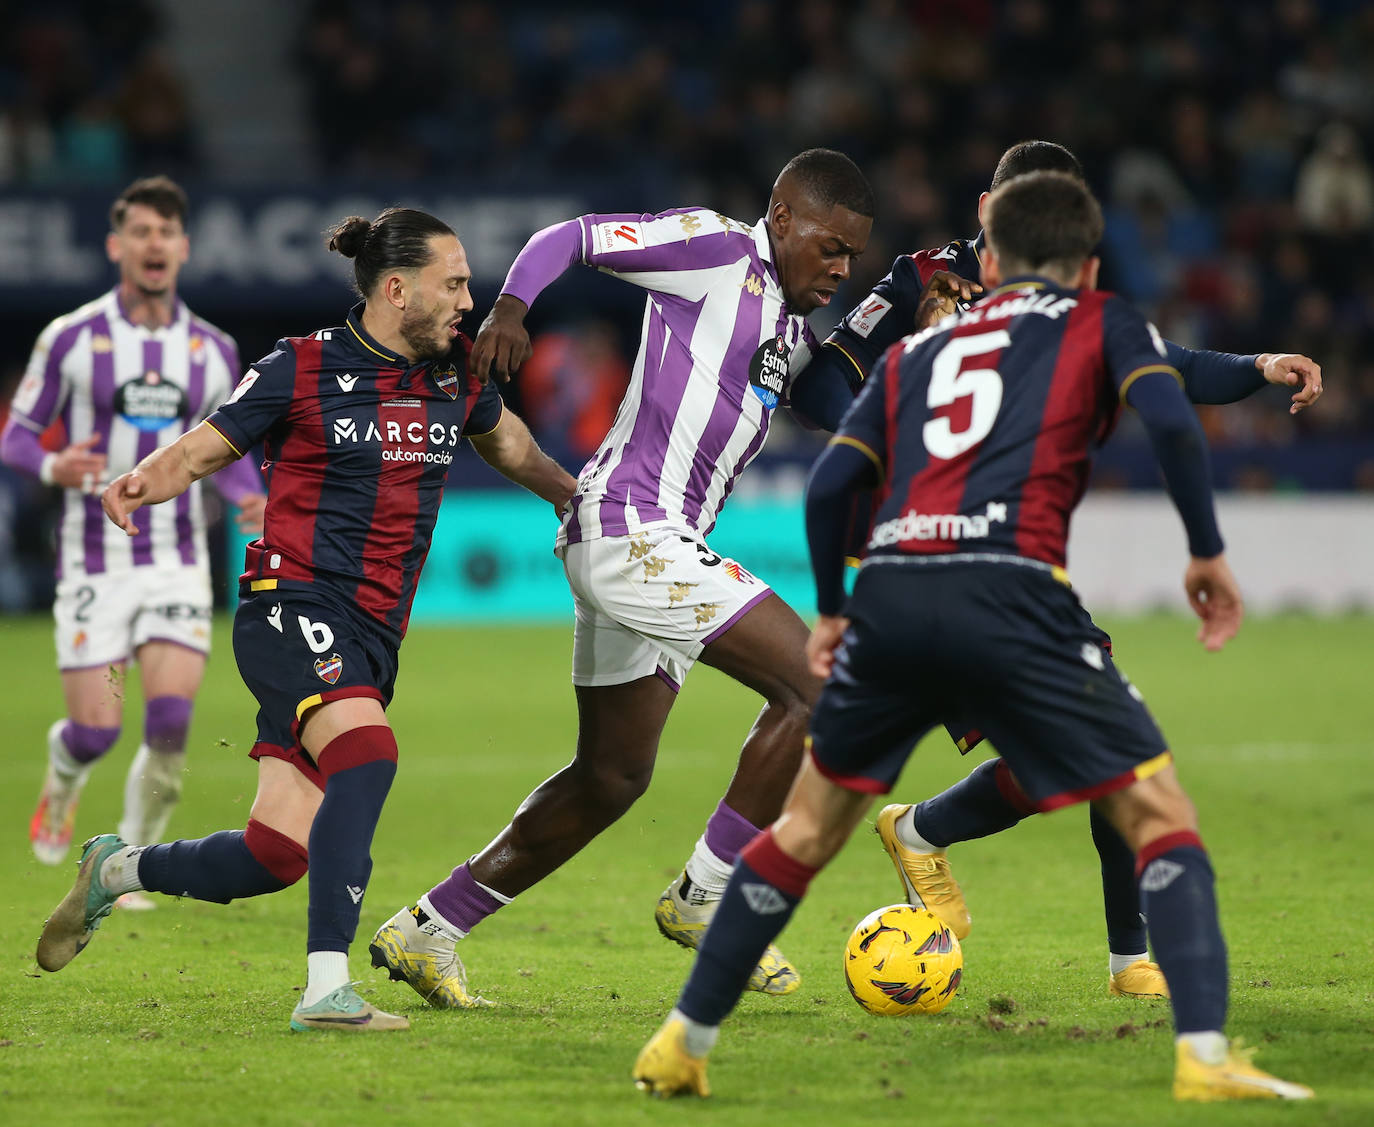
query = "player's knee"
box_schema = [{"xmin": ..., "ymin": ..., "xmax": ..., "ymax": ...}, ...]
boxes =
[
  {"xmin": 144, "ymin": 695, "xmax": 193, "ymax": 753},
  {"xmin": 61, "ymin": 720, "xmax": 122, "ymax": 764},
  {"xmin": 244, "ymin": 817, "xmax": 308, "ymax": 886},
  {"xmin": 578, "ymin": 756, "xmax": 654, "ymax": 819}
]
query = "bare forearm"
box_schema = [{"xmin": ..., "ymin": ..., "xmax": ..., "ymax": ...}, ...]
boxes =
[
  {"xmin": 471, "ymin": 416, "xmax": 576, "ymax": 508},
  {"xmin": 135, "ymin": 425, "xmax": 238, "ymax": 503}
]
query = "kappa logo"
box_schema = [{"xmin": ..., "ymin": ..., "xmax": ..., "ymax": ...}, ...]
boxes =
[
  {"xmin": 741, "ymin": 883, "xmax": 789, "ymax": 915},
  {"xmin": 314, "ymin": 653, "xmax": 344, "ymax": 684},
  {"xmin": 741, "ymin": 273, "xmax": 765, "ymax": 297},
  {"xmin": 1140, "ymin": 858, "xmax": 1185, "ymax": 893},
  {"xmin": 346, "ymin": 885, "xmax": 364, "ymax": 904},
  {"xmin": 337, "ymin": 372, "xmax": 358, "ymax": 392}
]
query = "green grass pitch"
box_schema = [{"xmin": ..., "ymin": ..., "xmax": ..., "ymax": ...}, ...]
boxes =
[{"xmin": 0, "ymin": 613, "xmax": 1370, "ymax": 1125}]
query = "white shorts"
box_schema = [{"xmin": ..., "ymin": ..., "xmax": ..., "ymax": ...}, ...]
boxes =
[
  {"xmin": 560, "ymin": 526, "xmax": 773, "ymax": 688},
  {"xmin": 54, "ymin": 563, "xmax": 213, "ymax": 670}
]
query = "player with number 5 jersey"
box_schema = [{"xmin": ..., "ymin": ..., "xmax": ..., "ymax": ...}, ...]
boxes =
[{"xmin": 36, "ymin": 207, "xmax": 576, "ymax": 1034}]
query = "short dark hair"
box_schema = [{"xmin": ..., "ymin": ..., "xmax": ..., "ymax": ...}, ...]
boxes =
[
  {"xmin": 777, "ymin": 148, "xmax": 875, "ymax": 218},
  {"xmin": 989, "ymin": 140, "xmax": 1084, "ymax": 192},
  {"xmin": 984, "ymin": 171, "xmax": 1103, "ymax": 277},
  {"xmin": 110, "ymin": 176, "xmax": 188, "ymax": 231},
  {"xmin": 326, "ymin": 207, "xmax": 456, "ymax": 297}
]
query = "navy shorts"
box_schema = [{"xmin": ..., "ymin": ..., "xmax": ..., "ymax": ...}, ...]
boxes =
[
  {"xmin": 232, "ymin": 588, "xmax": 398, "ymax": 789},
  {"xmin": 810, "ymin": 561, "xmax": 1169, "ymax": 812}
]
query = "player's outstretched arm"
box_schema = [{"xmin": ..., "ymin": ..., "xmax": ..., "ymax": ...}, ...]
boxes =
[
  {"xmin": 468, "ymin": 408, "xmax": 577, "ymax": 513},
  {"xmin": 102, "ymin": 421, "xmax": 241, "ymax": 536},
  {"xmin": 913, "ymin": 270, "xmax": 981, "ymax": 330},
  {"xmin": 1184, "ymin": 554, "xmax": 1243, "ymax": 652}
]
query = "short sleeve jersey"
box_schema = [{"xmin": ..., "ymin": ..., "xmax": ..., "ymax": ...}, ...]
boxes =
[
  {"xmin": 206, "ymin": 304, "xmax": 503, "ymax": 642},
  {"xmin": 837, "ymin": 278, "xmax": 1179, "ymax": 569},
  {"xmin": 9, "ymin": 288, "xmax": 239, "ymax": 578},
  {"xmin": 556, "ymin": 209, "xmax": 818, "ymax": 547}
]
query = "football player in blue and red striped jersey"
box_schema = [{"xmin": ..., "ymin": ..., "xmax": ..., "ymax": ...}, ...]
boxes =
[
  {"xmin": 37, "ymin": 207, "xmax": 577, "ymax": 1033},
  {"xmin": 801, "ymin": 141, "xmax": 1323, "ymax": 1001},
  {"xmin": 635, "ymin": 171, "xmax": 1311, "ymax": 1102}
]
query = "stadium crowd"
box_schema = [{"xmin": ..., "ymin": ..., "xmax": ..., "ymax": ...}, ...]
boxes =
[{"xmin": 2, "ymin": 0, "xmax": 1373, "ymax": 612}]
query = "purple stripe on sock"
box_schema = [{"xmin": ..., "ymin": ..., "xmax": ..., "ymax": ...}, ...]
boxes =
[
  {"xmin": 62, "ymin": 720, "xmax": 121, "ymax": 764},
  {"xmin": 426, "ymin": 861, "xmax": 505, "ymax": 934},
  {"xmin": 703, "ymin": 800, "xmax": 760, "ymax": 865},
  {"xmin": 144, "ymin": 694, "xmax": 193, "ymax": 753},
  {"xmin": 130, "ymin": 337, "xmax": 164, "ymax": 567}
]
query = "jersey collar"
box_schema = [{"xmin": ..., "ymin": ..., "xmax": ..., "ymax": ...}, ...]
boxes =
[
  {"xmin": 110, "ymin": 286, "xmax": 187, "ymax": 331},
  {"xmin": 344, "ymin": 302, "xmax": 409, "ymax": 366}
]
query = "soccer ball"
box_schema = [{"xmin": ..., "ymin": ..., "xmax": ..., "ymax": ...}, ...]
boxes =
[{"xmin": 843, "ymin": 904, "xmax": 963, "ymax": 1016}]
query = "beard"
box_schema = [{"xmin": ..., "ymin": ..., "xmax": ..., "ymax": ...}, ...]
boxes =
[{"xmin": 399, "ymin": 301, "xmax": 452, "ymax": 361}]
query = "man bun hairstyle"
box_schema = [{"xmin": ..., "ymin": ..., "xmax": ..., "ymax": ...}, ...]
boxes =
[
  {"xmin": 989, "ymin": 140, "xmax": 1084, "ymax": 192},
  {"xmin": 110, "ymin": 175, "xmax": 188, "ymax": 231},
  {"xmin": 984, "ymin": 170, "xmax": 1104, "ymax": 278},
  {"xmin": 325, "ymin": 206, "xmax": 456, "ymax": 297},
  {"xmin": 777, "ymin": 148, "xmax": 876, "ymax": 218}
]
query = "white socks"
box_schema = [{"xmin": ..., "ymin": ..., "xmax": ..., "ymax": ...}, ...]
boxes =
[
  {"xmin": 669, "ymin": 1007, "xmax": 719, "ymax": 1058},
  {"xmin": 118, "ymin": 745, "xmax": 185, "ymax": 845},
  {"xmin": 683, "ymin": 835, "xmax": 735, "ymax": 896},
  {"xmin": 1178, "ymin": 1030, "xmax": 1228, "ymax": 1065},
  {"xmin": 302, "ymin": 952, "xmax": 351, "ymax": 1007},
  {"xmin": 894, "ymin": 806, "xmax": 941, "ymax": 853},
  {"xmin": 100, "ymin": 846, "xmax": 147, "ymax": 895},
  {"xmin": 1109, "ymin": 951, "xmax": 1151, "ymax": 975}
]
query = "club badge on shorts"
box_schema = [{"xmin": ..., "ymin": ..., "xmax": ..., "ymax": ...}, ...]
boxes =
[{"xmin": 314, "ymin": 653, "xmax": 344, "ymax": 684}]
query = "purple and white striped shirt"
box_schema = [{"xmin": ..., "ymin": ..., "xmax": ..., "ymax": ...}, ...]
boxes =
[
  {"xmin": 504, "ymin": 208, "xmax": 818, "ymax": 549},
  {"xmin": 8, "ymin": 288, "xmax": 242, "ymax": 578}
]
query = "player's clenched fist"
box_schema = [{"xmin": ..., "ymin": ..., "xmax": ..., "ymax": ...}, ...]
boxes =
[{"xmin": 102, "ymin": 470, "xmax": 150, "ymax": 536}]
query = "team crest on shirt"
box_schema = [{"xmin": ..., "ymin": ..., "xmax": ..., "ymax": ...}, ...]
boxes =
[
  {"xmin": 115, "ymin": 370, "xmax": 188, "ymax": 432},
  {"xmin": 433, "ymin": 364, "xmax": 460, "ymax": 399},
  {"xmin": 314, "ymin": 653, "xmax": 344, "ymax": 684},
  {"xmin": 748, "ymin": 335, "xmax": 790, "ymax": 408}
]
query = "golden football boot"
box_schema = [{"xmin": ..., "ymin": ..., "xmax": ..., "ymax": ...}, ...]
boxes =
[
  {"xmin": 1173, "ymin": 1039, "xmax": 1313, "ymax": 1101},
  {"xmin": 633, "ymin": 1019, "xmax": 711, "ymax": 1098},
  {"xmin": 369, "ymin": 904, "xmax": 492, "ymax": 1009},
  {"xmin": 1109, "ymin": 959, "xmax": 1170, "ymax": 998},
  {"xmin": 654, "ymin": 873, "xmax": 799, "ymax": 995},
  {"xmin": 874, "ymin": 804, "xmax": 971, "ymax": 940}
]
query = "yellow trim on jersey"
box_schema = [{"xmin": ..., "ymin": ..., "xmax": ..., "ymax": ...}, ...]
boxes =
[
  {"xmin": 1118, "ymin": 364, "xmax": 1183, "ymax": 401},
  {"xmin": 955, "ymin": 733, "xmax": 974, "ymax": 753},
  {"xmin": 988, "ymin": 280, "xmax": 1046, "ymax": 295},
  {"xmin": 1050, "ymin": 565, "xmax": 1071, "ymax": 587},
  {"xmin": 249, "ymin": 578, "xmax": 279, "ymax": 591},
  {"xmin": 825, "ymin": 339, "xmax": 867, "ymax": 383},
  {"xmin": 1133, "ymin": 750, "xmax": 1174, "ymax": 781},
  {"xmin": 204, "ymin": 419, "xmax": 244, "ymax": 458},
  {"xmin": 347, "ymin": 320, "xmax": 403, "ymax": 363},
  {"xmin": 463, "ymin": 401, "xmax": 505, "ymax": 440},
  {"xmin": 844, "ymin": 555, "xmax": 863, "ymax": 569},
  {"xmin": 829, "ymin": 435, "xmax": 884, "ymax": 482},
  {"xmin": 296, "ymin": 693, "xmax": 323, "ymax": 719}
]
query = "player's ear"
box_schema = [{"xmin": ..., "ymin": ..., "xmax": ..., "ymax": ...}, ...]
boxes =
[
  {"xmin": 105, "ymin": 230, "xmax": 122, "ymax": 265},
  {"xmin": 770, "ymin": 200, "xmax": 792, "ymax": 238},
  {"xmin": 383, "ymin": 272, "xmax": 407, "ymax": 310},
  {"xmin": 1077, "ymin": 256, "xmax": 1100, "ymax": 291},
  {"xmin": 976, "ymin": 191, "xmax": 990, "ymax": 227}
]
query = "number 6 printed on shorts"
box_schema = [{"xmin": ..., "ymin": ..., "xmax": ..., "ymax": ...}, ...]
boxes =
[
  {"xmin": 297, "ymin": 615, "xmax": 336, "ymax": 654},
  {"xmin": 922, "ymin": 329, "xmax": 1010, "ymax": 460}
]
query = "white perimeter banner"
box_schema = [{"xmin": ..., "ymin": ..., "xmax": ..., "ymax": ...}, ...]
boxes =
[{"xmin": 1067, "ymin": 495, "xmax": 1374, "ymax": 615}]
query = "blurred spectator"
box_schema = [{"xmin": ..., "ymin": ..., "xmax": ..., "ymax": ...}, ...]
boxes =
[
  {"xmin": 519, "ymin": 323, "xmax": 630, "ymax": 467},
  {"xmin": 1294, "ymin": 122, "xmax": 1374, "ymax": 234}
]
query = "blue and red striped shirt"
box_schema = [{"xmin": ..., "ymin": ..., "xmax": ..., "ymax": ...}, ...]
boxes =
[{"xmin": 206, "ymin": 304, "xmax": 503, "ymax": 642}]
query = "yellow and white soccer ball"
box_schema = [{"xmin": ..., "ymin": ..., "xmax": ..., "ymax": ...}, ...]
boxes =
[{"xmin": 843, "ymin": 904, "xmax": 963, "ymax": 1016}]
